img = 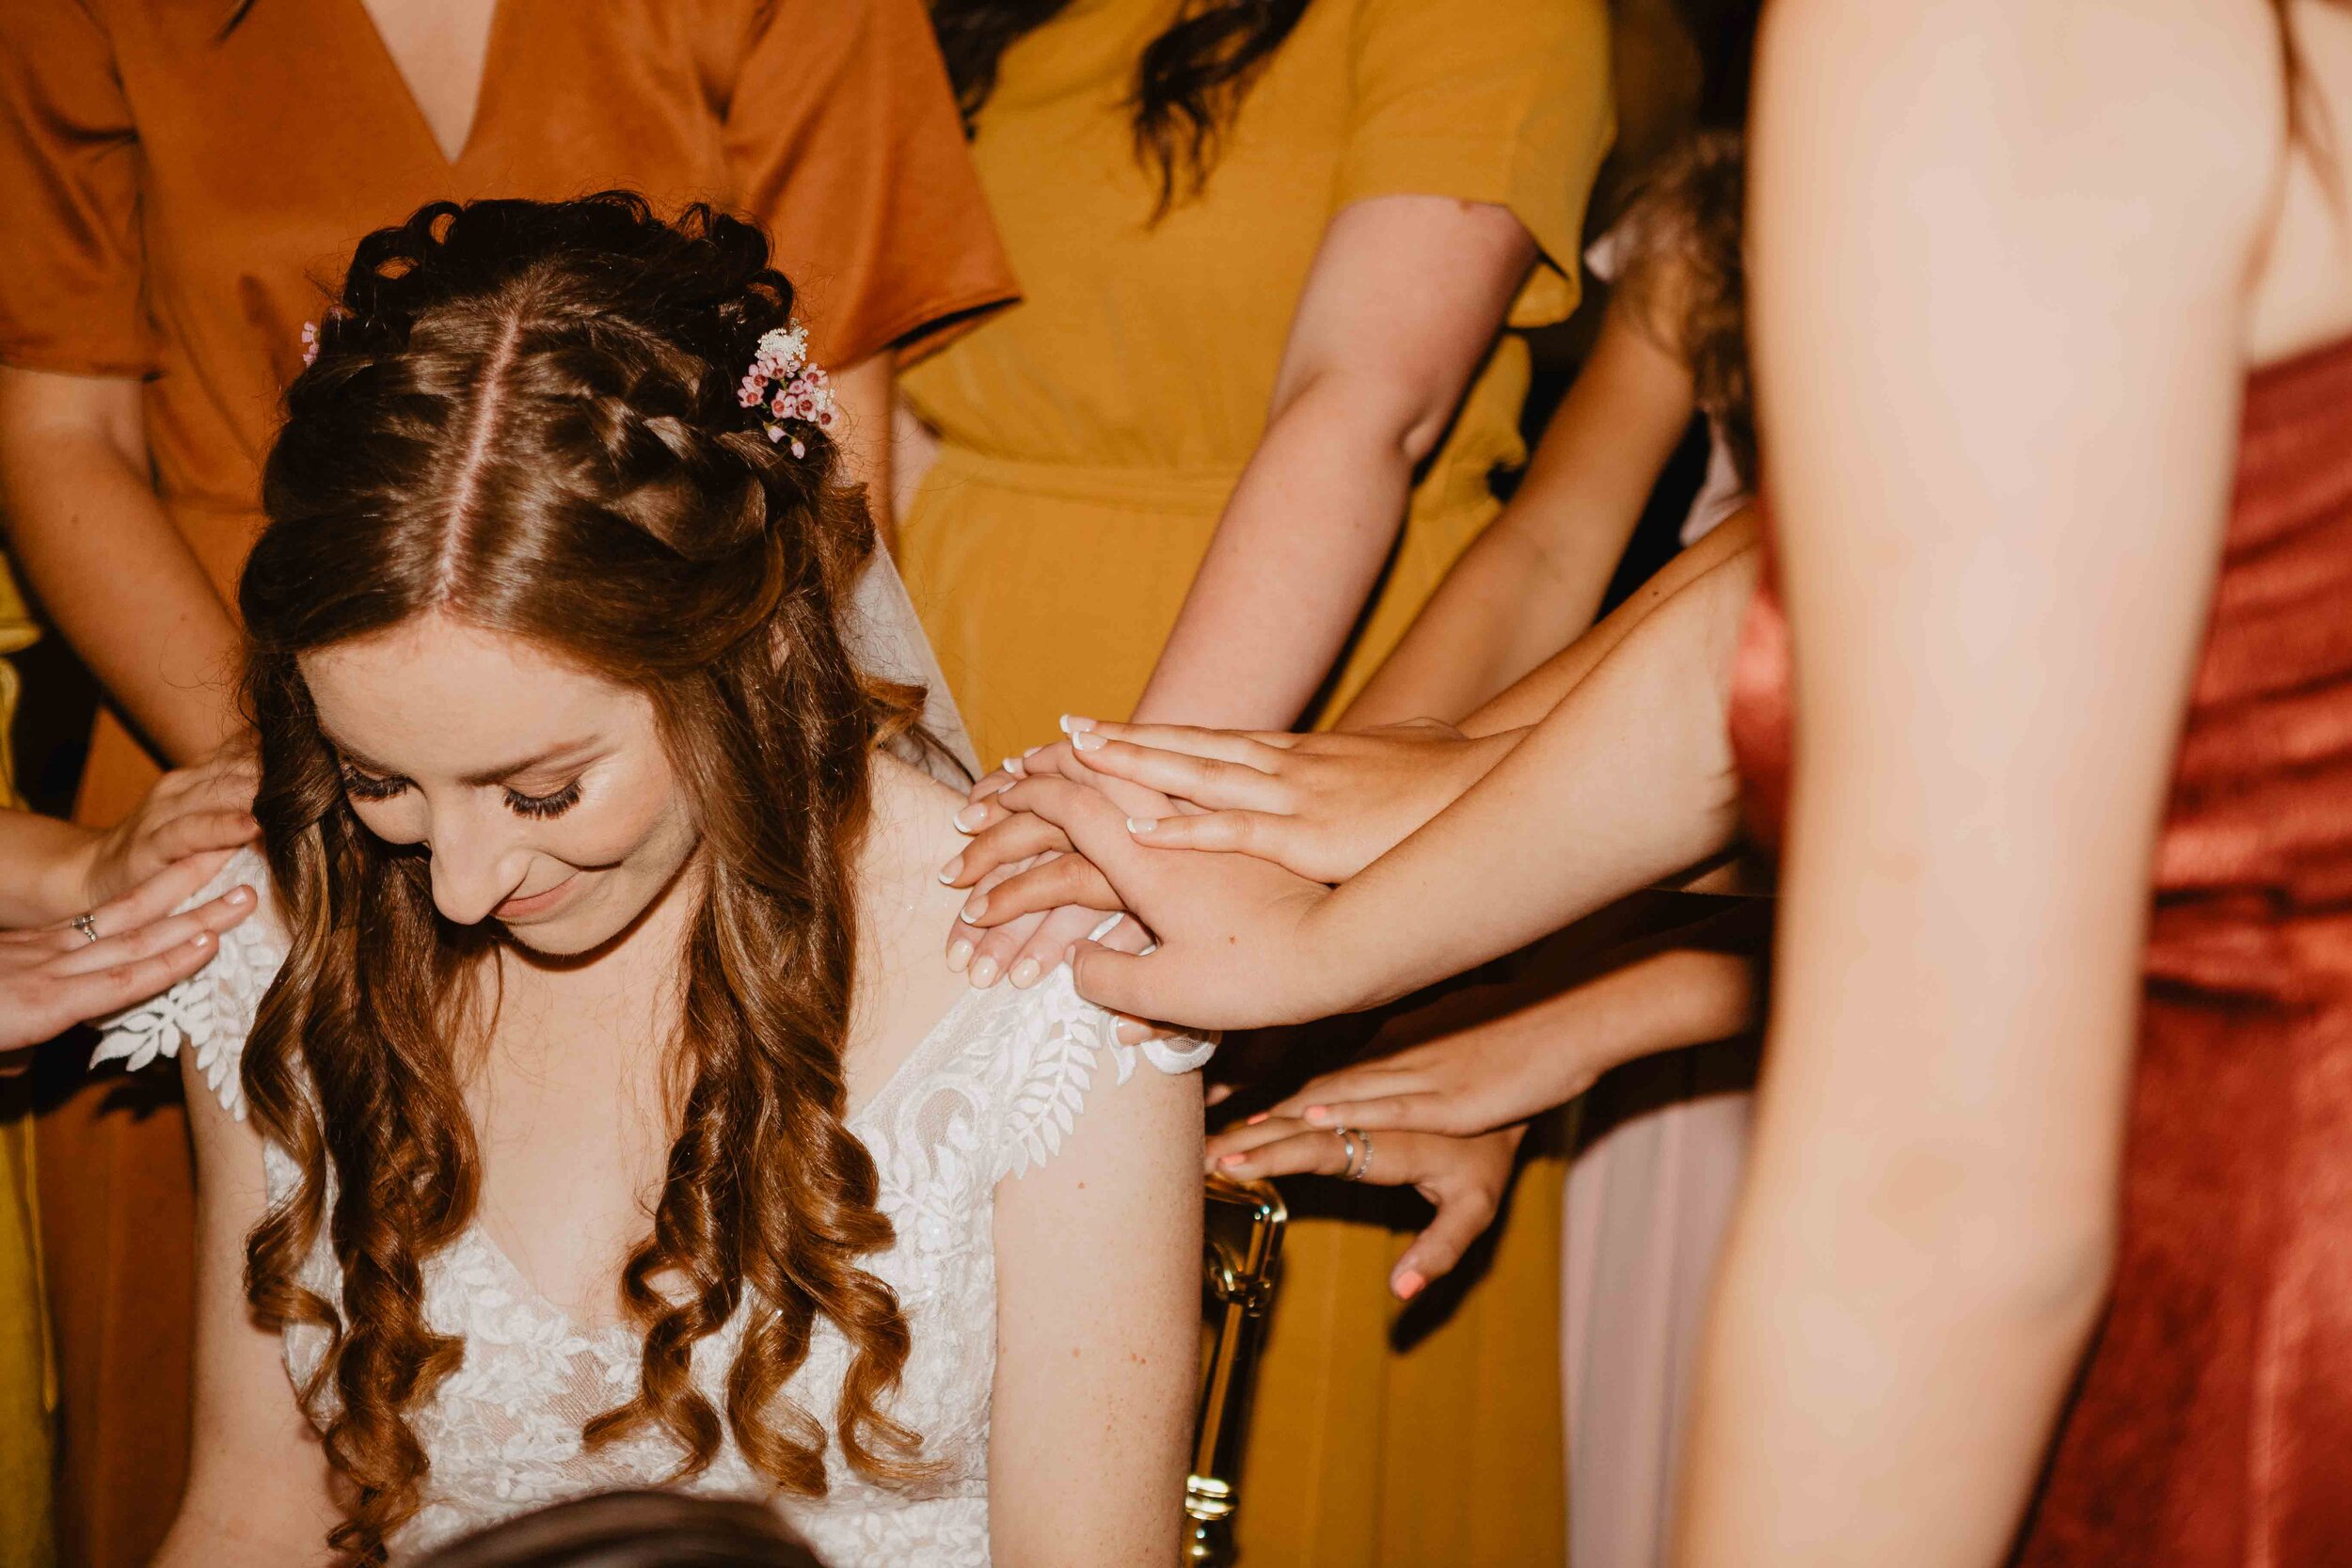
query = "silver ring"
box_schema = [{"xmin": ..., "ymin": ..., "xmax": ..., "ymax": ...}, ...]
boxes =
[
  {"xmin": 1335, "ymin": 1125, "xmax": 1374, "ymax": 1182},
  {"xmin": 72, "ymin": 912, "xmax": 100, "ymax": 945}
]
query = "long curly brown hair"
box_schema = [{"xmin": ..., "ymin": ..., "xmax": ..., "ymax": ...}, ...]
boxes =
[
  {"xmin": 930, "ymin": 0, "xmax": 1311, "ymax": 213},
  {"xmin": 236, "ymin": 193, "xmax": 932, "ymax": 1560},
  {"xmin": 1609, "ymin": 129, "xmax": 1756, "ymax": 493}
]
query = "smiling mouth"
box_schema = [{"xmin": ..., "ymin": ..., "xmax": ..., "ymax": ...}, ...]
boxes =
[{"xmin": 495, "ymin": 873, "xmax": 581, "ymax": 922}]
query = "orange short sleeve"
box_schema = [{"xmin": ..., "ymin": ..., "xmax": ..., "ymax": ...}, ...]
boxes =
[
  {"xmin": 1337, "ymin": 0, "xmax": 1613, "ymax": 329},
  {"xmin": 723, "ymin": 0, "xmax": 1018, "ymax": 370},
  {"xmin": 0, "ymin": 0, "xmax": 152, "ymax": 377}
]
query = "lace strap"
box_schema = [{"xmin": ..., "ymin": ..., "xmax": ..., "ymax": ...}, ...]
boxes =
[
  {"xmin": 89, "ymin": 846, "xmax": 282, "ymax": 1121},
  {"xmin": 993, "ymin": 970, "xmax": 1213, "ymax": 1183}
]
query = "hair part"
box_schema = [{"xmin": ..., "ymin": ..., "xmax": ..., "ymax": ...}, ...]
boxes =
[
  {"xmin": 930, "ymin": 0, "xmax": 1311, "ymax": 214},
  {"xmin": 240, "ymin": 193, "xmax": 931, "ymax": 1559}
]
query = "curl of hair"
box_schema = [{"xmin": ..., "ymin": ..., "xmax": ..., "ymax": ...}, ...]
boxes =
[
  {"xmin": 241, "ymin": 193, "xmax": 930, "ymax": 1559},
  {"xmin": 930, "ymin": 0, "xmax": 1309, "ymax": 214},
  {"xmin": 1608, "ymin": 130, "xmax": 1756, "ymax": 493}
]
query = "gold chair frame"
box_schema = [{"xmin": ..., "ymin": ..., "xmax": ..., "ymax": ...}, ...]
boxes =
[{"xmin": 1185, "ymin": 1172, "xmax": 1288, "ymax": 1567}]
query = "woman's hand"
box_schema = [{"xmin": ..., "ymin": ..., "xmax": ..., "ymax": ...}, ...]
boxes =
[
  {"xmin": 2, "ymin": 856, "xmax": 256, "ymax": 1058},
  {"xmin": 1207, "ymin": 1117, "xmax": 1527, "ymax": 1300},
  {"xmin": 1245, "ymin": 943, "xmax": 1766, "ymax": 1140},
  {"xmin": 1040, "ymin": 718, "xmax": 1523, "ymax": 883},
  {"xmin": 73, "ymin": 744, "xmax": 259, "ymax": 911},
  {"xmin": 973, "ymin": 774, "xmax": 1349, "ymax": 1030}
]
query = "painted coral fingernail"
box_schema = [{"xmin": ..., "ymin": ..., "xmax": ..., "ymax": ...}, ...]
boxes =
[
  {"xmin": 1303, "ymin": 1105, "xmax": 1331, "ymax": 1123},
  {"xmin": 1393, "ymin": 1270, "xmax": 1426, "ymax": 1301}
]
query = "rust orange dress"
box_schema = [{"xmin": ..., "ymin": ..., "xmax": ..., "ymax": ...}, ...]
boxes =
[
  {"xmin": 0, "ymin": 6, "xmax": 1011, "ymax": 1563},
  {"xmin": 1728, "ymin": 332, "xmax": 2352, "ymax": 1565}
]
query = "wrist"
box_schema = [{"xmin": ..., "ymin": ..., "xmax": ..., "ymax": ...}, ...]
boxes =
[{"xmin": 33, "ymin": 826, "xmax": 103, "ymax": 926}]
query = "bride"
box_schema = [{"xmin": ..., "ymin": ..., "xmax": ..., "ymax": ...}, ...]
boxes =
[{"xmin": 100, "ymin": 195, "xmax": 1205, "ymax": 1567}]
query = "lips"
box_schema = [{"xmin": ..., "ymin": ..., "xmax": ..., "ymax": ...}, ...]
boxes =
[{"xmin": 494, "ymin": 872, "xmax": 580, "ymax": 922}]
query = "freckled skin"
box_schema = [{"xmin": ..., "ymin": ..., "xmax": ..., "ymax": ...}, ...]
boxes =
[{"xmin": 300, "ymin": 609, "xmax": 701, "ymax": 956}]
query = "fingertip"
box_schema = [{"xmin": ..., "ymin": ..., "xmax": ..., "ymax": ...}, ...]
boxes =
[
  {"xmin": 188, "ymin": 931, "xmax": 215, "ymax": 951},
  {"xmin": 1059, "ymin": 714, "xmax": 1097, "ymax": 736},
  {"xmin": 946, "ymin": 937, "xmax": 974, "ymax": 974},
  {"xmin": 1126, "ymin": 816, "xmax": 1158, "ymax": 835},
  {"xmin": 1245, "ymin": 1111, "xmax": 1269, "ymax": 1126},
  {"xmin": 1392, "ymin": 1269, "xmax": 1426, "ymax": 1301},
  {"xmin": 1071, "ymin": 729, "xmax": 1105, "ymax": 753},
  {"xmin": 1302, "ymin": 1104, "xmax": 1331, "ymax": 1124}
]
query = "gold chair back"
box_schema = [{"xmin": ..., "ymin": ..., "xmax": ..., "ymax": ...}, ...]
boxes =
[{"xmin": 1186, "ymin": 1173, "xmax": 1287, "ymax": 1567}]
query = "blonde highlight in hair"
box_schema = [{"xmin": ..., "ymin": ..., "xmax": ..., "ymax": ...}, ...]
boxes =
[{"xmin": 239, "ymin": 194, "xmax": 931, "ymax": 1559}]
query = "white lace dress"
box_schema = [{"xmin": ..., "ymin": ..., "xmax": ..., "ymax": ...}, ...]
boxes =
[{"xmin": 95, "ymin": 847, "xmax": 1211, "ymax": 1566}]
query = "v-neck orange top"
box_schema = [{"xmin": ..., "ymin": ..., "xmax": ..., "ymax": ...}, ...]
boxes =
[{"xmin": 0, "ymin": 0, "xmax": 1015, "ymax": 598}]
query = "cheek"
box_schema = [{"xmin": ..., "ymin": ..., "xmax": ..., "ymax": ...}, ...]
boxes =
[
  {"xmin": 553, "ymin": 758, "xmax": 690, "ymax": 870},
  {"xmin": 348, "ymin": 795, "xmax": 430, "ymax": 845}
]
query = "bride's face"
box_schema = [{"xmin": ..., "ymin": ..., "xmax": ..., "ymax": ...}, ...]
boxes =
[{"xmin": 300, "ymin": 610, "xmax": 700, "ymax": 957}]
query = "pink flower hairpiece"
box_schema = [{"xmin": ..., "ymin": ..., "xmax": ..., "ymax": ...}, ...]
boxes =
[
  {"xmin": 300, "ymin": 320, "xmax": 321, "ymax": 367},
  {"xmin": 737, "ymin": 323, "xmax": 836, "ymax": 458}
]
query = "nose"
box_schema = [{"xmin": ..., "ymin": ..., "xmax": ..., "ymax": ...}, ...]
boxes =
[{"xmin": 424, "ymin": 801, "xmax": 534, "ymax": 927}]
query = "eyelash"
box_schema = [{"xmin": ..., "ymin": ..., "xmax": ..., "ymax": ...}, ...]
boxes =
[{"xmin": 337, "ymin": 768, "xmax": 583, "ymax": 820}]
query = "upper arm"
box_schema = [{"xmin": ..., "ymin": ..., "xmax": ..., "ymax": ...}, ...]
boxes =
[
  {"xmin": 1272, "ymin": 195, "xmax": 1535, "ymax": 459},
  {"xmin": 1748, "ymin": 0, "xmax": 2280, "ymax": 1214},
  {"xmin": 162, "ymin": 1053, "xmax": 340, "ymax": 1567},
  {"xmin": 988, "ymin": 1051, "xmax": 1201, "ymax": 1567},
  {"xmin": 0, "ymin": 364, "xmax": 146, "ymax": 473}
]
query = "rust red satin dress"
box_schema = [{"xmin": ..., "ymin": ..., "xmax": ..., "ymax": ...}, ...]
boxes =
[{"xmin": 1728, "ymin": 331, "xmax": 2352, "ymax": 1564}]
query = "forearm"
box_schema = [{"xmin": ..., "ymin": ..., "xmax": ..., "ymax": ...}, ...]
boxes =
[
  {"xmin": 0, "ymin": 809, "xmax": 98, "ymax": 927},
  {"xmin": 1303, "ymin": 546, "xmax": 1760, "ymax": 1009},
  {"xmin": 0, "ymin": 424, "xmax": 241, "ymax": 764},
  {"xmin": 1464, "ymin": 507, "xmax": 1756, "ymax": 736},
  {"xmin": 1343, "ymin": 507, "xmax": 1625, "ymax": 730},
  {"xmin": 830, "ymin": 353, "xmax": 895, "ymax": 544},
  {"xmin": 1135, "ymin": 379, "xmax": 1417, "ymax": 729}
]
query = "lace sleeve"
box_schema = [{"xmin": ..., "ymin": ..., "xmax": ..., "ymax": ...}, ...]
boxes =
[
  {"xmin": 992, "ymin": 970, "xmax": 1213, "ymax": 1184},
  {"xmin": 87, "ymin": 846, "xmax": 284, "ymax": 1121}
]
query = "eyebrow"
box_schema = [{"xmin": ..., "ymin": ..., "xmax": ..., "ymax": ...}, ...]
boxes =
[{"xmin": 322, "ymin": 729, "xmax": 601, "ymax": 788}]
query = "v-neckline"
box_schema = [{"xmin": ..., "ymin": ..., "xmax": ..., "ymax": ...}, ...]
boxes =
[
  {"xmin": 469, "ymin": 982, "xmax": 993, "ymax": 1337},
  {"xmin": 349, "ymin": 0, "xmax": 512, "ymax": 169}
]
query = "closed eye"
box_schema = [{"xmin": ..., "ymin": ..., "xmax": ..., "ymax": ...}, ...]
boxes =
[
  {"xmin": 503, "ymin": 781, "xmax": 582, "ymax": 819},
  {"xmin": 339, "ymin": 765, "xmax": 412, "ymax": 802}
]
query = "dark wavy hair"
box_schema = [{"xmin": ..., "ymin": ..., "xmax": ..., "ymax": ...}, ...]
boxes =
[
  {"xmin": 237, "ymin": 193, "xmax": 932, "ymax": 1559},
  {"xmin": 930, "ymin": 0, "xmax": 1311, "ymax": 213},
  {"xmin": 1610, "ymin": 130, "xmax": 1755, "ymax": 493}
]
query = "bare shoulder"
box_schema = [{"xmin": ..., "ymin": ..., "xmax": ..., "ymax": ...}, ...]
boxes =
[{"xmin": 845, "ymin": 753, "xmax": 981, "ymax": 1098}]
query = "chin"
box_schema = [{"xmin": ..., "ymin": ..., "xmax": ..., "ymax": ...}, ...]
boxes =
[{"xmin": 499, "ymin": 914, "xmax": 619, "ymax": 958}]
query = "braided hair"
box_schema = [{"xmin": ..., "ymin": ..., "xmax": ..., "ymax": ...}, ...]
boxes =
[{"xmin": 239, "ymin": 193, "xmax": 931, "ymax": 1560}]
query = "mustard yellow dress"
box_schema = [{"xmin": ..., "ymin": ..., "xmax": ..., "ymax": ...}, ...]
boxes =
[
  {"xmin": 897, "ymin": 3, "xmax": 1611, "ymax": 1561},
  {"xmin": 0, "ymin": 558, "xmax": 56, "ymax": 1568}
]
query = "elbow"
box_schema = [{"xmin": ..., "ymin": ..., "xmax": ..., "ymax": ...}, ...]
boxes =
[{"xmin": 1280, "ymin": 366, "xmax": 1456, "ymax": 472}]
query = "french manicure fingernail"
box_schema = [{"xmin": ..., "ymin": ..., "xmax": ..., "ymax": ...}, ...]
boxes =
[
  {"xmin": 1002, "ymin": 755, "xmax": 1025, "ymax": 776},
  {"xmin": 1061, "ymin": 714, "xmax": 1097, "ymax": 735},
  {"xmin": 1072, "ymin": 730, "xmax": 1105, "ymax": 752},
  {"xmin": 1127, "ymin": 816, "xmax": 1158, "ymax": 834},
  {"xmin": 939, "ymin": 855, "xmax": 964, "ymax": 884},
  {"xmin": 1009, "ymin": 958, "xmax": 1041, "ymax": 989},
  {"xmin": 1023, "ymin": 745, "xmax": 1041, "ymax": 758},
  {"xmin": 954, "ymin": 803, "xmax": 987, "ymax": 832},
  {"xmin": 961, "ymin": 893, "xmax": 988, "ymax": 922},
  {"xmin": 1393, "ymin": 1270, "xmax": 1426, "ymax": 1301},
  {"xmin": 947, "ymin": 939, "xmax": 974, "ymax": 972},
  {"xmin": 970, "ymin": 955, "xmax": 1001, "ymax": 987}
]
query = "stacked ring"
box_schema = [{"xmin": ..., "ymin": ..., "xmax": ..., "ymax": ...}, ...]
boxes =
[
  {"xmin": 1333, "ymin": 1125, "xmax": 1375, "ymax": 1182},
  {"xmin": 72, "ymin": 912, "xmax": 100, "ymax": 945}
]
